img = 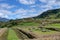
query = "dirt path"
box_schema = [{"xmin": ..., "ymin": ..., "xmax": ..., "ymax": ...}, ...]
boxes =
[
  {"xmin": 13, "ymin": 28, "xmax": 28, "ymax": 40},
  {"xmin": 15, "ymin": 28, "xmax": 60, "ymax": 40},
  {"xmin": 0, "ymin": 28, "xmax": 8, "ymax": 40}
]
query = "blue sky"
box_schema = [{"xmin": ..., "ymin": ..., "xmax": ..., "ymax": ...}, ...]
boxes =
[{"xmin": 0, "ymin": 0, "xmax": 60, "ymax": 19}]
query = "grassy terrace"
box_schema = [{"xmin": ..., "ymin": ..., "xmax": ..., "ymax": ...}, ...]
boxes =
[
  {"xmin": 19, "ymin": 22, "xmax": 40, "ymax": 26},
  {"xmin": 7, "ymin": 28, "xmax": 19, "ymax": 40},
  {"xmin": 32, "ymin": 29, "xmax": 59, "ymax": 35},
  {"xmin": 17, "ymin": 26, "xmax": 59, "ymax": 36},
  {"xmin": 12, "ymin": 19, "xmax": 60, "ymax": 37},
  {"xmin": 45, "ymin": 23, "xmax": 60, "ymax": 28}
]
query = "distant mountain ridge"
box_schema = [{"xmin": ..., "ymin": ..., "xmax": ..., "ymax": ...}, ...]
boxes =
[
  {"xmin": 0, "ymin": 17, "xmax": 9, "ymax": 22},
  {"xmin": 33, "ymin": 8, "xmax": 60, "ymax": 19},
  {"xmin": 15, "ymin": 8, "xmax": 60, "ymax": 20},
  {"xmin": 0, "ymin": 8, "xmax": 60, "ymax": 22}
]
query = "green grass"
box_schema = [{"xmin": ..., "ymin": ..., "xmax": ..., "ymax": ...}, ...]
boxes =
[
  {"xmin": 45, "ymin": 23, "xmax": 60, "ymax": 28},
  {"xmin": 7, "ymin": 28, "xmax": 19, "ymax": 40},
  {"xmin": 19, "ymin": 22, "xmax": 40, "ymax": 26},
  {"xmin": 12, "ymin": 22, "xmax": 40, "ymax": 28},
  {"xmin": 32, "ymin": 29, "xmax": 58, "ymax": 35}
]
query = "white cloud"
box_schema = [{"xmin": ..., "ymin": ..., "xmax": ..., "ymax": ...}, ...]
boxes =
[
  {"xmin": 0, "ymin": 9, "xmax": 13, "ymax": 18},
  {"xmin": 0, "ymin": 14, "xmax": 9, "ymax": 18},
  {"xmin": 35, "ymin": 0, "xmax": 60, "ymax": 12},
  {"xmin": 0, "ymin": 3, "xmax": 14, "ymax": 18},
  {"xmin": 0, "ymin": 3, "xmax": 38, "ymax": 19},
  {"xmin": 15, "ymin": 8, "xmax": 27, "ymax": 14},
  {"xmin": 39, "ymin": 0, "xmax": 60, "ymax": 6},
  {"xmin": 39, "ymin": 0, "xmax": 47, "ymax": 3},
  {"xmin": 0, "ymin": 0, "xmax": 60, "ymax": 19},
  {"xmin": 0, "ymin": 9, "xmax": 12, "ymax": 14},
  {"xmin": 0, "ymin": 12, "xmax": 9, "ymax": 18},
  {"xmin": 0, "ymin": 3, "xmax": 17, "ymax": 19},
  {"xmin": 0, "ymin": 13, "xmax": 4, "ymax": 17},
  {"xmin": 39, "ymin": 0, "xmax": 56, "ymax": 3},
  {"xmin": 0, "ymin": 3, "xmax": 16, "ymax": 9},
  {"xmin": 19, "ymin": 0, "xmax": 36, "ymax": 5},
  {"xmin": 14, "ymin": 8, "xmax": 38, "ymax": 18},
  {"xmin": 15, "ymin": 8, "xmax": 36, "ymax": 14},
  {"xmin": 30, "ymin": 0, "xmax": 57, "ymax": 12},
  {"xmin": 39, "ymin": 0, "xmax": 56, "ymax": 7}
]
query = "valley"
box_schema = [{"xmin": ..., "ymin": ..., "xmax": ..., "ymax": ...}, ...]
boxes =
[{"xmin": 0, "ymin": 8, "xmax": 60, "ymax": 40}]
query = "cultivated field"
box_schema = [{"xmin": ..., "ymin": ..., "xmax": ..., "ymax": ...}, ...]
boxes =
[{"xmin": 0, "ymin": 19, "xmax": 60, "ymax": 40}]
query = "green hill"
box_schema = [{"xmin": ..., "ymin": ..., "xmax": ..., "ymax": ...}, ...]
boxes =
[
  {"xmin": 33, "ymin": 9, "xmax": 60, "ymax": 19},
  {"xmin": 0, "ymin": 8, "xmax": 60, "ymax": 28}
]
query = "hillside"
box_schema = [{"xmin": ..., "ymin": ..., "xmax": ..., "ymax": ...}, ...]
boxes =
[
  {"xmin": 0, "ymin": 8, "xmax": 60, "ymax": 28},
  {"xmin": 33, "ymin": 9, "xmax": 60, "ymax": 19}
]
